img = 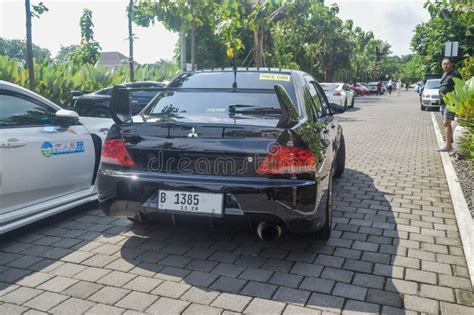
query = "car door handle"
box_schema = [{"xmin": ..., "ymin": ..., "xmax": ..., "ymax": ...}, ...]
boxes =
[{"xmin": 0, "ymin": 139, "xmax": 26, "ymax": 148}]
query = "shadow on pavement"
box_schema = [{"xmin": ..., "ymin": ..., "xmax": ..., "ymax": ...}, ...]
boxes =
[
  {"xmin": 119, "ymin": 168, "xmax": 403, "ymax": 312},
  {"xmin": 0, "ymin": 169, "xmax": 402, "ymax": 313}
]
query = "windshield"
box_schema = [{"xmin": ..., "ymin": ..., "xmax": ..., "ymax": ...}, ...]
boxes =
[
  {"xmin": 425, "ymin": 80, "xmax": 441, "ymax": 89},
  {"xmin": 142, "ymin": 90, "xmax": 281, "ymax": 122},
  {"xmin": 320, "ymin": 83, "xmax": 338, "ymax": 91}
]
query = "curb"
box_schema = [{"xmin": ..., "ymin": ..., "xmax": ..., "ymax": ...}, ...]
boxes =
[{"xmin": 431, "ymin": 112, "xmax": 474, "ymax": 286}]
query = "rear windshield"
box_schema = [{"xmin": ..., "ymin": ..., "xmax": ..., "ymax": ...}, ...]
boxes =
[
  {"xmin": 142, "ymin": 71, "xmax": 298, "ymax": 121},
  {"xmin": 320, "ymin": 83, "xmax": 338, "ymax": 91},
  {"xmin": 425, "ymin": 80, "xmax": 441, "ymax": 89},
  {"xmin": 143, "ymin": 90, "xmax": 281, "ymax": 119}
]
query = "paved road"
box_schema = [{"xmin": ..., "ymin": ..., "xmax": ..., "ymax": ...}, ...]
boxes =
[{"xmin": 1, "ymin": 91, "xmax": 472, "ymax": 314}]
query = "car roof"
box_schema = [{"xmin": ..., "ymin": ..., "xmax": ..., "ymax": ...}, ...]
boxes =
[
  {"xmin": 191, "ymin": 67, "xmax": 295, "ymax": 74},
  {"xmin": 0, "ymin": 80, "xmax": 61, "ymax": 110}
]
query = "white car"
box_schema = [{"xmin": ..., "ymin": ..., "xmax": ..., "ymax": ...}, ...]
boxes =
[
  {"xmin": 0, "ymin": 81, "xmax": 113, "ymax": 234},
  {"xmin": 421, "ymin": 79, "xmax": 441, "ymax": 110},
  {"xmin": 320, "ymin": 83, "xmax": 355, "ymax": 109}
]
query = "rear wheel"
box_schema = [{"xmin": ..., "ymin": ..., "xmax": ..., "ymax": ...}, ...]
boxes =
[
  {"xmin": 344, "ymin": 99, "xmax": 348, "ymax": 110},
  {"xmin": 420, "ymin": 104, "xmax": 425, "ymax": 111},
  {"xmin": 334, "ymin": 135, "xmax": 345, "ymax": 178},
  {"xmin": 87, "ymin": 107, "xmax": 111, "ymax": 118},
  {"xmin": 350, "ymin": 97, "xmax": 355, "ymax": 108}
]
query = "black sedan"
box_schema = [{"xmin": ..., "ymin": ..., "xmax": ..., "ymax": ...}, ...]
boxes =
[
  {"xmin": 97, "ymin": 69, "xmax": 345, "ymax": 240},
  {"xmin": 72, "ymin": 81, "xmax": 165, "ymax": 118}
]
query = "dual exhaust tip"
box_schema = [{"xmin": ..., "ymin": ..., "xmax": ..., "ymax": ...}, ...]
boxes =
[{"xmin": 256, "ymin": 221, "xmax": 282, "ymax": 241}]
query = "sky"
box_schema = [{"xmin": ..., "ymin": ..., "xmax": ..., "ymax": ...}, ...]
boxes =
[{"xmin": 0, "ymin": 0, "xmax": 431, "ymax": 64}]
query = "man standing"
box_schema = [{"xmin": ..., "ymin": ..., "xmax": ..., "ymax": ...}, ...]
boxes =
[
  {"xmin": 438, "ymin": 57, "xmax": 461, "ymax": 152},
  {"xmin": 376, "ymin": 81, "xmax": 382, "ymax": 96}
]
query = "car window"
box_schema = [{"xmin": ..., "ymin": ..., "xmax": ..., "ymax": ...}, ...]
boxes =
[
  {"xmin": 305, "ymin": 80, "xmax": 322, "ymax": 118},
  {"xmin": 144, "ymin": 90, "xmax": 282, "ymax": 120},
  {"xmin": 312, "ymin": 82, "xmax": 331, "ymax": 117},
  {"xmin": 0, "ymin": 93, "xmax": 57, "ymax": 128}
]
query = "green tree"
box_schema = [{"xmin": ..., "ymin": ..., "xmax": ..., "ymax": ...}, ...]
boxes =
[
  {"xmin": 411, "ymin": 0, "xmax": 473, "ymax": 72},
  {"xmin": 54, "ymin": 44, "xmax": 78, "ymax": 63},
  {"xmin": 398, "ymin": 54, "xmax": 425, "ymax": 83},
  {"xmin": 133, "ymin": 0, "xmax": 216, "ymax": 70},
  {"xmin": 75, "ymin": 9, "xmax": 101, "ymax": 64},
  {"xmin": 0, "ymin": 38, "xmax": 51, "ymax": 62}
]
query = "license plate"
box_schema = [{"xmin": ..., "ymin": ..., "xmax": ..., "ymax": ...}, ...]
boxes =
[{"xmin": 157, "ymin": 190, "xmax": 223, "ymax": 216}]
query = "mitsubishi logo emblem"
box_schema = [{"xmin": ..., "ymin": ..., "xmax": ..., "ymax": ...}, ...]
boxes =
[{"xmin": 187, "ymin": 127, "xmax": 199, "ymax": 138}]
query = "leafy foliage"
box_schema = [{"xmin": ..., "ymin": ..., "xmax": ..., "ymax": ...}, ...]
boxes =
[
  {"xmin": 411, "ymin": 0, "xmax": 473, "ymax": 72},
  {"xmin": 0, "ymin": 55, "xmax": 178, "ymax": 107},
  {"xmin": 75, "ymin": 9, "xmax": 101, "ymax": 64},
  {"xmin": 0, "ymin": 37, "xmax": 51, "ymax": 62}
]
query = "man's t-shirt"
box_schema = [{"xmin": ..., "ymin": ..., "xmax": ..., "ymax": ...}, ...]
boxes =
[{"xmin": 439, "ymin": 70, "xmax": 461, "ymax": 105}]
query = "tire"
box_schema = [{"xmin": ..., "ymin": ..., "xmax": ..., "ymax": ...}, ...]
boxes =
[
  {"xmin": 421, "ymin": 104, "xmax": 425, "ymax": 111},
  {"xmin": 350, "ymin": 97, "xmax": 355, "ymax": 108},
  {"xmin": 334, "ymin": 134, "xmax": 345, "ymax": 178},
  {"xmin": 318, "ymin": 170, "xmax": 333, "ymax": 240},
  {"xmin": 87, "ymin": 107, "xmax": 111, "ymax": 118},
  {"xmin": 344, "ymin": 99, "xmax": 348, "ymax": 110}
]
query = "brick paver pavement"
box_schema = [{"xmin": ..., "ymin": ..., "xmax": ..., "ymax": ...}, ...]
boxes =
[{"xmin": 1, "ymin": 91, "xmax": 472, "ymax": 314}]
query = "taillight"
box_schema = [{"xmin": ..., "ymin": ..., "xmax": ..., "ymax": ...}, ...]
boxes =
[
  {"xmin": 334, "ymin": 91, "xmax": 341, "ymax": 96},
  {"xmin": 101, "ymin": 139, "xmax": 136, "ymax": 168},
  {"xmin": 256, "ymin": 145, "xmax": 316, "ymax": 174}
]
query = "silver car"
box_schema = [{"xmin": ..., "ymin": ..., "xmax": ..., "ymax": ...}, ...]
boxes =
[{"xmin": 0, "ymin": 81, "xmax": 112, "ymax": 234}]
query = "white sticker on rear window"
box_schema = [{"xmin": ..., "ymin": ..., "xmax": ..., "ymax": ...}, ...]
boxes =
[{"xmin": 259, "ymin": 74, "xmax": 290, "ymax": 81}]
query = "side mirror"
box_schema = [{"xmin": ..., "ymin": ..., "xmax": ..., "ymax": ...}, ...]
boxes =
[
  {"xmin": 274, "ymin": 84, "xmax": 299, "ymax": 128},
  {"xmin": 55, "ymin": 109, "xmax": 80, "ymax": 125},
  {"xmin": 329, "ymin": 103, "xmax": 346, "ymax": 114},
  {"xmin": 110, "ymin": 85, "xmax": 132, "ymax": 124}
]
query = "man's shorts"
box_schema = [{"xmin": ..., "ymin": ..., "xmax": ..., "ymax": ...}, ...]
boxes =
[{"xmin": 440, "ymin": 105, "xmax": 455, "ymax": 120}]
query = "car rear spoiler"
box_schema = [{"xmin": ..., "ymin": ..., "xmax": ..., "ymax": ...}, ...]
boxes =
[{"xmin": 109, "ymin": 85, "xmax": 300, "ymax": 128}]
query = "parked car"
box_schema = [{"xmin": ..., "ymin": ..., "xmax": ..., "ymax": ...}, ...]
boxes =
[
  {"xmin": 97, "ymin": 69, "xmax": 346, "ymax": 240},
  {"xmin": 350, "ymin": 83, "xmax": 370, "ymax": 96},
  {"xmin": 0, "ymin": 81, "xmax": 113, "ymax": 234},
  {"xmin": 72, "ymin": 81, "xmax": 165, "ymax": 118},
  {"xmin": 367, "ymin": 82, "xmax": 386, "ymax": 94},
  {"xmin": 320, "ymin": 83, "xmax": 355, "ymax": 109},
  {"xmin": 420, "ymin": 79, "xmax": 441, "ymax": 110}
]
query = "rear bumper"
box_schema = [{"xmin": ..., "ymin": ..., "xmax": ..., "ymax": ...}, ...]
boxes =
[{"xmin": 97, "ymin": 169, "xmax": 326, "ymax": 233}]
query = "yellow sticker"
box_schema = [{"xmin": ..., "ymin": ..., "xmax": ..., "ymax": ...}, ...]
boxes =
[{"xmin": 259, "ymin": 73, "xmax": 291, "ymax": 81}]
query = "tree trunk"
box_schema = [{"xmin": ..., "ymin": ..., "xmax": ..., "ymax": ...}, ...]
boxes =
[
  {"xmin": 25, "ymin": 0, "xmax": 35, "ymax": 91},
  {"xmin": 253, "ymin": 27, "xmax": 264, "ymax": 68},
  {"xmin": 180, "ymin": 31, "xmax": 186, "ymax": 71},
  {"xmin": 191, "ymin": 22, "xmax": 195, "ymax": 70},
  {"xmin": 128, "ymin": 0, "xmax": 135, "ymax": 82}
]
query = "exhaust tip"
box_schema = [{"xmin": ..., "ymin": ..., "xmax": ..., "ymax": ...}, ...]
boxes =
[{"xmin": 257, "ymin": 222, "xmax": 282, "ymax": 241}]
